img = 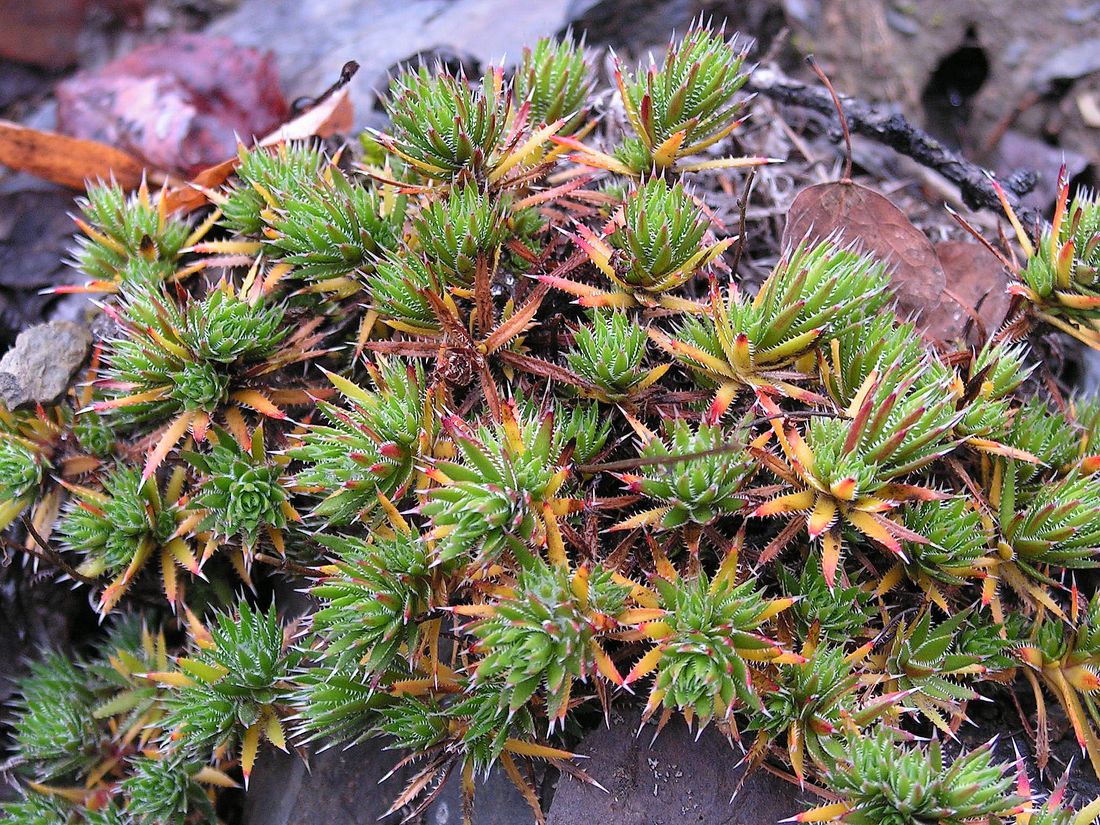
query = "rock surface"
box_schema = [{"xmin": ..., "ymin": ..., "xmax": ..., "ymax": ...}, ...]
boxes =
[
  {"xmin": 243, "ymin": 740, "xmax": 532, "ymax": 825},
  {"xmin": 546, "ymin": 710, "xmax": 802, "ymax": 825},
  {"xmin": 0, "ymin": 188, "xmax": 77, "ymax": 292},
  {"xmin": 206, "ymin": 0, "xmax": 575, "ymax": 130},
  {"xmin": 0, "ymin": 320, "xmax": 91, "ymax": 409},
  {"xmin": 786, "ymin": 0, "xmax": 1100, "ymax": 180}
]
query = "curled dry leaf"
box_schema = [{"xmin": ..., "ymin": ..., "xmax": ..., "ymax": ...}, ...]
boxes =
[
  {"xmin": 56, "ymin": 34, "xmax": 288, "ymax": 177},
  {"xmin": 782, "ymin": 180, "xmax": 947, "ymax": 333},
  {"xmin": 160, "ymin": 82, "xmax": 354, "ymax": 214}
]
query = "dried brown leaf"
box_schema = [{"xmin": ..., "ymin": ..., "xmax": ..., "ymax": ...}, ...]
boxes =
[
  {"xmin": 782, "ymin": 180, "xmax": 946, "ymax": 330},
  {"xmin": 161, "ymin": 85, "xmax": 354, "ymax": 213},
  {"xmin": 0, "ymin": 118, "xmax": 153, "ymax": 190},
  {"xmin": 930, "ymin": 240, "xmax": 1011, "ymax": 343}
]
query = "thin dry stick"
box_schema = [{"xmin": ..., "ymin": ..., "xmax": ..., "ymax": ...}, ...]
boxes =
[
  {"xmin": 18, "ymin": 514, "xmax": 98, "ymax": 585},
  {"xmin": 805, "ymin": 55, "xmax": 852, "ymax": 181},
  {"xmin": 746, "ymin": 65, "xmax": 1043, "ymax": 228},
  {"xmin": 729, "ymin": 168, "xmax": 756, "ymax": 280},
  {"xmin": 254, "ymin": 552, "xmax": 322, "ymax": 578}
]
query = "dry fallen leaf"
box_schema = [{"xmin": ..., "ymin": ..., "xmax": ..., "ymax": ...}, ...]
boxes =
[
  {"xmin": 930, "ymin": 240, "xmax": 1011, "ymax": 344},
  {"xmin": 56, "ymin": 34, "xmax": 288, "ymax": 177},
  {"xmin": 160, "ymin": 83, "xmax": 354, "ymax": 214},
  {"xmin": 0, "ymin": 119, "xmax": 152, "ymax": 190},
  {"xmin": 782, "ymin": 180, "xmax": 947, "ymax": 333},
  {"xmin": 0, "ymin": 77, "xmax": 352, "ymax": 218}
]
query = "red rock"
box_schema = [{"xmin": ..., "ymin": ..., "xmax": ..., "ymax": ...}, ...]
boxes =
[{"xmin": 56, "ymin": 34, "xmax": 288, "ymax": 176}]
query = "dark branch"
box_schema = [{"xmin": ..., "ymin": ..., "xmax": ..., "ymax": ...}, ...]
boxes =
[
  {"xmin": 17, "ymin": 515, "xmax": 98, "ymax": 585},
  {"xmin": 746, "ymin": 66, "xmax": 1045, "ymax": 230}
]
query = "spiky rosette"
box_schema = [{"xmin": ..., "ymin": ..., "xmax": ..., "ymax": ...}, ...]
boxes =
[
  {"xmin": 1005, "ymin": 398, "xmax": 1080, "ymax": 485},
  {"xmin": 611, "ymin": 178, "xmax": 719, "ymax": 292},
  {"xmin": 652, "ymin": 240, "xmax": 889, "ymax": 409},
  {"xmin": 120, "ymin": 756, "xmax": 216, "ymax": 825},
  {"xmin": 897, "ymin": 498, "xmax": 988, "ymax": 596},
  {"xmin": 421, "ymin": 403, "xmax": 573, "ymax": 567},
  {"xmin": 70, "ymin": 180, "xmax": 192, "ymax": 291},
  {"xmin": 268, "ymin": 168, "xmax": 406, "ymax": 293},
  {"xmin": 555, "ymin": 399, "xmax": 612, "ymax": 464},
  {"xmin": 382, "ymin": 65, "xmax": 508, "ymax": 181},
  {"xmin": 98, "ymin": 285, "xmax": 287, "ymax": 426},
  {"xmin": 221, "ymin": 141, "xmax": 326, "ymax": 236},
  {"xmin": 59, "ymin": 464, "xmax": 194, "ymax": 613},
  {"xmin": 515, "ymin": 36, "xmax": 593, "ymax": 133},
  {"xmin": 1, "ymin": 793, "xmax": 77, "ymax": 825},
  {"xmin": 94, "ymin": 281, "xmax": 325, "ymax": 481},
  {"xmin": 869, "ymin": 610, "xmax": 1009, "ymax": 732},
  {"xmin": 309, "ymin": 529, "xmax": 432, "ymax": 675},
  {"xmin": 1009, "ymin": 176, "xmax": 1100, "ymax": 348},
  {"xmin": 72, "ymin": 408, "xmax": 116, "ymax": 459},
  {"xmin": 624, "ymin": 545, "xmax": 797, "ymax": 727},
  {"xmin": 819, "ymin": 315, "xmax": 925, "ymax": 409},
  {"xmin": 0, "ymin": 433, "xmax": 49, "ymax": 528},
  {"xmin": 468, "ymin": 558, "xmax": 629, "ymax": 721},
  {"xmin": 159, "ymin": 603, "xmax": 300, "ymax": 786},
  {"xmin": 614, "ymin": 26, "xmax": 751, "ymax": 174},
  {"xmin": 778, "ymin": 558, "xmax": 872, "ymax": 645},
  {"xmin": 547, "ymin": 177, "xmax": 731, "ymax": 311},
  {"xmin": 753, "ymin": 358, "xmax": 960, "ymax": 586},
  {"xmin": 183, "ymin": 425, "xmax": 295, "ymax": 554},
  {"xmin": 290, "ymin": 666, "xmax": 386, "ymax": 749},
  {"xmin": 954, "ymin": 340, "xmax": 1033, "ymax": 442},
  {"xmin": 412, "ymin": 182, "xmax": 507, "ymax": 287},
  {"xmin": 1017, "ymin": 593, "xmax": 1100, "ymax": 777},
  {"xmin": 839, "ymin": 355, "xmax": 960, "ymax": 479},
  {"xmin": 799, "ymin": 731, "xmax": 1020, "ymax": 825},
  {"xmin": 375, "ymin": 679, "xmax": 545, "ymax": 780},
  {"xmin": 997, "ymin": 463, "xmax": 1100, "ymax": 577},
  {"xmin": 292, "ymin": 359, "xmax": 432, "ymax": 525},
  {"xmin": 618, "ymin": 419, "xmax": 753, "ymax": 529},
  {"xmin": 9, "ymin": 652, "xmax": 104, "ymax": 782},
  {"xmin": 3, "ymin": 615, "xmax": 235, "ymax": 823},
  {"xmin": 566, "ymin": 310, "xmax": 665, "ymax": 402},
  {"xmin": 84, "ymin": 616, "xmax": 172, "ymax": 743},
  {"xmin": 749, "ymin": 645, "xmax": 895, "ymax": 783},
  {"xmin": 367, "ymin": 251, "xmax": 444, "ymax": 335}
]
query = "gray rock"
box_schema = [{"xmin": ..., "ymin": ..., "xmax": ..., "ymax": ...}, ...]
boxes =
[
  {"xmin": 244, "ymin": 739, "xmax": 534, "ymax": 825},
  {"xmin": 0, "ymin": 320, "xmax": 91, "ymax": 409},
  {"xmin": 564, "ymin": 0, "xmax": 782, "ymax": 51},
  {"xmin": 243, "ymin": 743, "xmax": 405, "ymax": 825},
  {"xmin": 423, "ymin": 759, "xmax": 534, "ymax": 824},
  {"xmin": 206, "ymin": 0, "xmax": 574, "ymax": 131},
  {"xmin": 0, "ymin": 189, "xmax": 76, "ymax": 291},
  {"xmin": 1082, "ymin": 348, "xmax": 1100, "ymax": 397},
  {"xmin": 1034, "ymin": 38, "xmax": 1100, "ymax": 89},
  {"xmin": 546, "ymin": 710, "xmax": 802, "ymax": 825}
]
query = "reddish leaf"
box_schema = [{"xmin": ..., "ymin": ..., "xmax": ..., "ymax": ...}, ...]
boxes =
[
  {"xmin": 0, "ymin": 0, "xmax": 85, "ymax": 69},
  {"xmin": 930, "ymin": 241, "xmax": 1012, "ymax": 343},
  {"xmin": 56, "ymin": 34, "xmax": 288, "ymax": 177},
  {"xmin": 161, "ymin": 84, "xmax": 354, "ymax": 214},
  {"xmin": 782, "ymin": 181, "xmax": 947, "ymax": 331}
]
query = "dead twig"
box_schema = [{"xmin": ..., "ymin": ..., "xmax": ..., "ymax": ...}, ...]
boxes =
[
  {"xmin": 746, "ymin": 65, "xmax": 1043, "ymax": 229},
  {"xmin": 17, "ymin": 515, "xmax": 98, "ymax": 585}
]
